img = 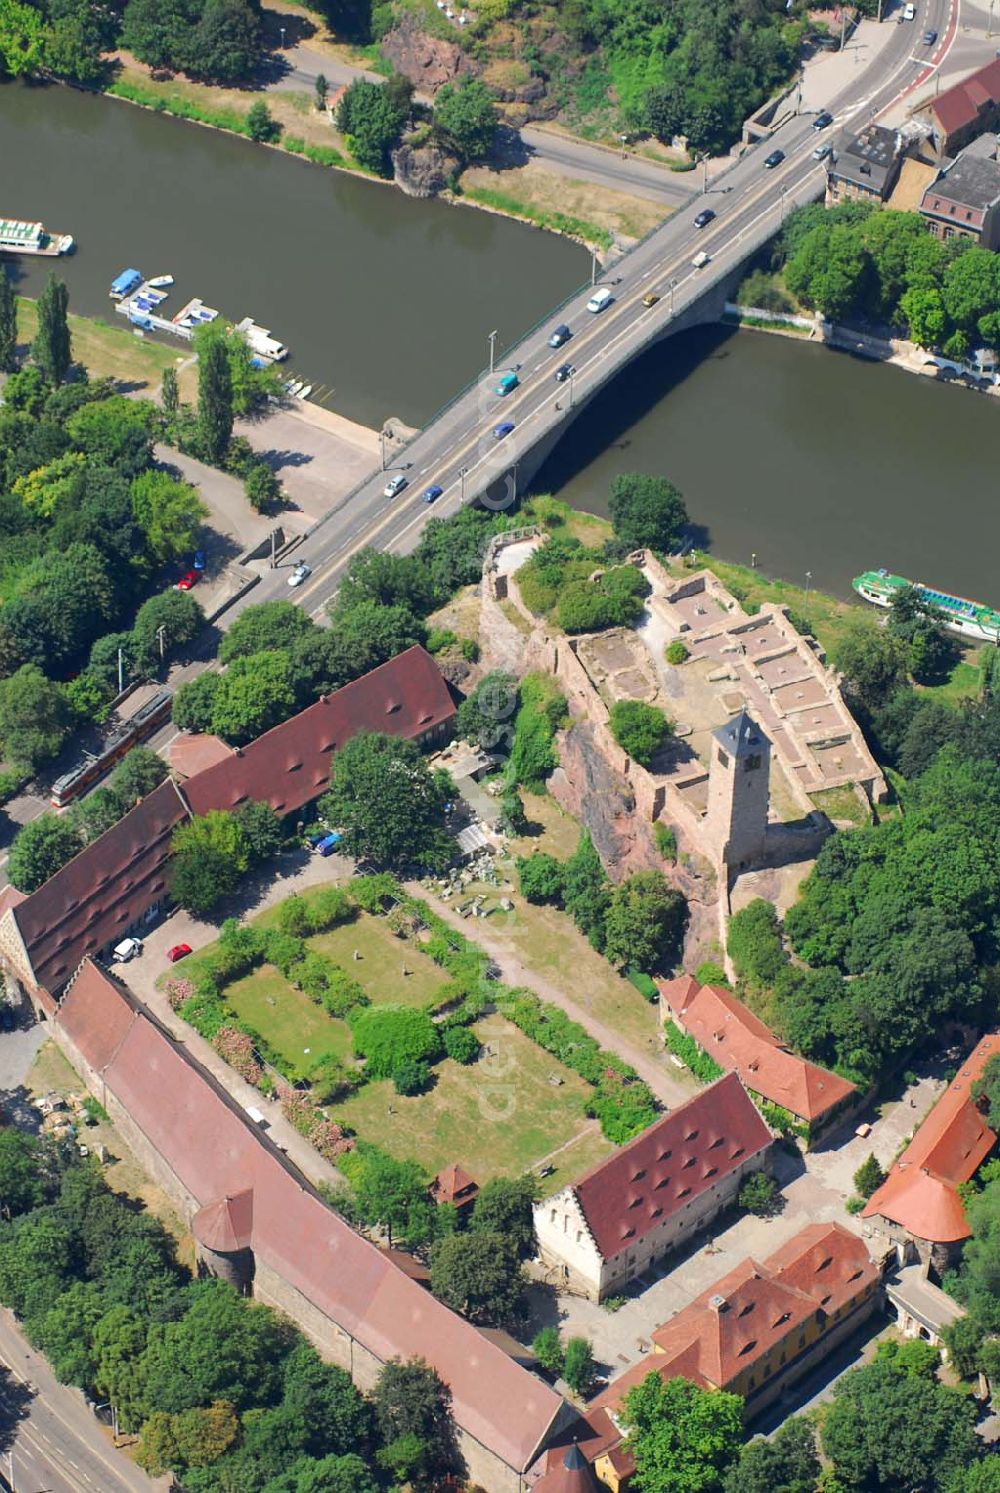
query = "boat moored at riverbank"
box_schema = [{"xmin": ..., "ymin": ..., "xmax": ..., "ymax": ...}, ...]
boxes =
[
  {"xmin": 853, "ymin": 569, "xmax": 1000, "ymax": 643},
  {"xmin": 1, "ymin": 219, "xmax": 73, "ymax": 256}
]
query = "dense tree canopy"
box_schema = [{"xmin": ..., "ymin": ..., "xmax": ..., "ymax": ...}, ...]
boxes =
[
  {"xmin": 608, "ymin": 473, "xmax": 689, "ymax": 554},
  {"xmin": 318, "ymin": 731, "xmax": 454, "ymax": 869},
  {"xmin": 622, "ymin": 1373, "xmax": 743, "ymax": 1493}
]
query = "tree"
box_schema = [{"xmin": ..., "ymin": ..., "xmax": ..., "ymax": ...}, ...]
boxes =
[
  {"xmin": 433, "ymin": 78, "xmax": 498, "ymax": 162},
  {"xmin": 563, "ymin": 1337, "xmax": 596, "ymax": 1396},
  {"xmin": 562, "ymin": 829, "xmax": 611, "ymax": 949},
  {"xmin": 373, "ymin": 1357, "xmax": 457, "ymax": 1481},
  {"xmin": 609, "ymin": 699, "xmax": 672, "ymax": 766},
  {"xmin": 198, "ymin": 334, "xmax": 233, "ymax": 465},
  {"xmin": 821, "ymin": 1341, "xmax": 979, "ymax": 1491},
  {"xmin": 901, "ymin": 285, "xmax": 948, "ymax": 348},
  {"xmin": 220, "ymin": 602, "xmax": 314, "ymax": 664},
  {"xmin": 0, "ymin": 1130, "xmax": 51, "ymax": 1218},
  {"xmin": 161, "ymin": 366, "xmax": 179, "ymax": 416},
  {"xmin": 233, "ymin": 800, "xmax": 283, "ymax": 862},
  {"xmin": 739, "ymin": 1171, "xmax": 780, "ymax": 1218},
  {"xmin": 517, "ymin": 851, "xmax": 565, "ymax": 904},
  {"xmin": 470, "ymin": 1176, "xmax": 538, "ymax": 1261},
  {"xmin": 429, "ymin": 1232, "xmax": 524, "ymax": 1327},
  {"xmin": 245, "ymin": 461, "xmax": 282, "ymax": 511},
  {"xmin": 0, "ymin": 0, "xmax": 45, "ymax": 76},
  {"xmin": 334, "ymin": 547, "xmax": 436, "ymax": 617},
  {"xmin": 210, "ymin": 650, "xmax": 297, "ymax": 746},
  {"xmin": 723, "ymin": 1419, "xmax": 820, "ymax": 1493},
  {"xmin": 66, "ymin": 395, "xmax": 154, "ymax": 475},
  {"xmin": 32, "ymin": 274, "xmax": 71, "ymax": 385},
  {"xmin": 121, "ymin": 0, "xmax": 195, "ymax": 70},
  {"xmin": 456, "ymin": 670, "xmax": 518, "ymax": 753},
  {"xmin": 0, "ymin": 664, "xmax": 73, "ymax": 771},
  {"xmin": 70, "ymin": 785, "xmax": 127, "ymax": 844},
  {"xmin": 345, "ymin": 1147, "xmax": 432, "ymax": 1248},
  {"xmin": 622, "ymin": 1373, "xmax": 744, "ymax": 1493},
  {"xmin": 0, "ymin": 264, "xmax": 16, "ymax": 374},
  {"xmin": 973, "ymin": 1053, "xmax": 1000, "ymax": 1130},
  {"xmin": 852, "ymin": 1153, "xmax": 885, "ymax": 1200},
  {"xmin": 107, "ymin": 746, "xmax": 167, "ymax": 808},
  {"xmin": 188, "ymin": 0, "xmax": 261, "ymax": 83},
  {"xmin": 170, "ymin": 810, "xmax": 249, "ymax": 915},
  {"xmin": 948, "ymin": 1462, "xmax": 1000, "ymax": 1492},
  {"xmin": 173, "ymin": 672, "xmax": 221, "ymax": 733},
  {"xmin": 442, "ymin": 1024, "xmax": 479, "ymax": 1064},
  {"xmin": 130, "ymin": 469, "xmax": 206, "ymax": 563},
  {"xmin": 247, "ymin": 99, "xmax": 282, "ymax": 143},
  {"xmin": 263, "ymin": 1452, "xmax": 379, "ymax": 1493},
  {"xmin": 350, "ymin": 1005, "xmax": 442, "ymax": 1079},
  {"xmin": 7, "ymin": 812, "xmax": 82, "ymax": 892},
  {"xmin": 336, "ymin": 78, "xmax": 407, "ymax": 175},
  {"xmin": 281, "ymin": 1341, "xmax": 374, "ymax": 1457},
  {"xmin": 608, "ymin": 474, "xmax": 689, "ymax": 553},
  {"xmin": 132, "ymin": 588, "xmax": 204, "ymax": 673},
  {"xmin": 603, "ymin": 871, "xmax": 687, "ymax": 973},
  {"xmin": 942, "ymin": 247, "xmax": 1000, "ymax": 338},
  {"xmin": 318, "ymin": 731, "xmax": 453, "ymax": 869},
  {"xmin": 315, "ymin": 72, "xmax": 328, "ymax": 109},
  {"xmin": 832, "ymin": 611, "xmax": 908, "ymax": 709},
  {"xmin": 330, "ymin": 600, "xmax": 424, "ymax": 677}
]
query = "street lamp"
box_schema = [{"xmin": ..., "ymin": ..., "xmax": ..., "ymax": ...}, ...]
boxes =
[
  {"xmin": 487, "ymin": 329, "xmax": 498, "ymax": 374},
  {"xmin": 619, "ymin": 133, "xmax": 628, "ymax": 161},
  {"xmin": 460, "ymin": 466, "xmax": 469, "ymax": 502},
  {"xmin": 780, "ymin": 183, "xmax": 788, "ymax": 221},
  {"xmin": 701, "ymin": 154, "xmax": 708, "ymax": 194},
  {"xmin": 569, "ymin": 367, "xmax": 576, "ymax": 409},
  {"xmin": 591, "ymin": 250, "xmax": 600, "ymax": 286},
  {"xmin": 279, "ymin": 23, "xmax": 286, "ymax": 47},
  {"xmin": 668, "ymin": 277, "xmax": 678, "ymax": 315},
  {"xmin": 805, "ymin": 570, "xmax": 812, "ymax": 594}
]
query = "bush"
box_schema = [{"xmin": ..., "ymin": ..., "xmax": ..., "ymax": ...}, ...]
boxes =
[
  {"xmin": 695, "ymin": 961, "xmax": 729, "ymax": 987},
  {"xmin": 663, "ymin": 1019, "xmax": 725, "ymax": 1083},
  {"xmin": 262, "ymin": 929, "xmax": 306, "ymax": 977},
  {"xmin": 350, "ymin": 1005, "xmax": 443, "ymax": 1077},
  {"xmin": 443, "ymin": 1025, "xmax": 480, "ymax": 1064},
  {"xmin": 665, "ymin": 640, "xmax": 689, "ymax": 665},
  {"xmin": 563, "ymin": 1337, "xmax": 597, "ymax": 1396},
  {"xmin": 320, "ymin": 968, "xmax": 370, "ymax": 1019},
  {"xmin": 426, "ymin": 628, "xmax": 458, "ymax": 654},
  {"xmin": 393, "ymin": 1059, "xmax": 432, "ymax": 1095},
  {"xmin": 739, "ymin": 1171, "xmax": 781, "ymax": 1218},
  {"xmin": 532, "ymin": 1326, "xmax": 564, "ymax": 1376},
  {"xmin": 246, "ymin": 101, "xmax": 282, "ymax": 143},
  {"xmin": 517, "ymin": 851, "xmax": 565, "ymax": 905},
  {"xmin": 277, "ymin": 895, "xmax": 311, "ymax": 937},
  {"xmin": 626, "ymin": 969, "xmax": 659, "ymax": 1001},
  {"xmin": 609, "ymin": 700, "xmax": 671, "ymax": 766},
  {"xmin": 306, "ymin": 886, "xmax": 355, "ymax": 932},
  {"xmin": 654, "ymin": 822, "xmax": 677, "ymax": 860}
]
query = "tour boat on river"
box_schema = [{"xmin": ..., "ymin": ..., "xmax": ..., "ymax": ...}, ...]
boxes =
[
  {"xmin": 0, "ymin": 219, "xmax": 74, "ymax": 256},
  {"xmin": 853, "ymin": 569, "xmax": 1000, "ymax": 643}
]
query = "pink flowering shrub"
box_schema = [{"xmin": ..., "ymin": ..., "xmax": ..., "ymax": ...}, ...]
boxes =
[{"xmin": 212, "ymin": 1026, "xmax": 264, "ymax": 1086}]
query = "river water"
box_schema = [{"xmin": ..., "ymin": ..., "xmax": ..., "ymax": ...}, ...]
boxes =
[
  {"xmin": 4, "ymin": 80, "xmax": 1000, "ymax": 601},
  {"xmin": 0, "ymin": 79, "xmax": 586, "ymax": 429}
]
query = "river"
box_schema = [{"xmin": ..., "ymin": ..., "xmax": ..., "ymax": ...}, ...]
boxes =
[
  {"xmin": 536, "ymin": 324, "xmax": 1000, "ymax": 603},
  {"xmin": 5, "ymin": 80, "xmax": 1000, "ymax": 602},
  {"xmin": 0, "ymin": 78, "xmax": 586, "ymax": 429}
]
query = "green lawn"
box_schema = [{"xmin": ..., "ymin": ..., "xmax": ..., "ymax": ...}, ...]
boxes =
[
  {"xmin": 226, "ymin": 966, "xmax": 353, "ymax": 1073},
  {"xmin": 809, "ymin": 785, "xmax": 872, "ymax": 829},
  {"xmin": 918, "ymin": 652, "xmax": 983, "ymax": 705},
  {"xmin": 310, "ymin": 914, "xmax": 444, "ymax": 1010},
  {"xmin": 512, "ymin": 791, "xmax": 584, "ymax": 861},
  {"xmin": 332, "ymin": 1014, "xmax": 613, "ymax": 1186}
]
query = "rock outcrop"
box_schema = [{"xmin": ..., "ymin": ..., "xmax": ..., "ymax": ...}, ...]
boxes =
[
  {"xmin": 381, "ymin": 11, "xmax": 478, "ymax": 91},
  {"xmin": 548, "ymin": 721, "xmax": 661, "ymax": 880},
  {"xmin": 392, "ymin": 141, "xmax": 460, "ymax": 198}
]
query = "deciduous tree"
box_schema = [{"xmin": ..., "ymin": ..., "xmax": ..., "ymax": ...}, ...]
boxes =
[
  {"xmin": 603, "ymin": 870, "xmax": 687, "ymax": 972},
  {"xmin": 130, "ymin": 469, "xmax": 206, "ymax": 564},
  {"xmin": 32, "ymin": 274, "xmax": 71, "ymax": 384},
  {"xmin": 318, "ymin": 731, "xmax": 453, "ymax": 869},
  {"xmin": 429, "ymin": 1232, "xmax": 524, "ymax": 1327},
  {"xmin": 0, "ymin": 264, "xmax": 16, "ymax": 373},
  {"xmin": 608, "ymin": 473, "xmax": 688, "ymax": 553},
  {"xmin": 622, "ymin": 1373, "xmax": 744, "ymax": 1493}
]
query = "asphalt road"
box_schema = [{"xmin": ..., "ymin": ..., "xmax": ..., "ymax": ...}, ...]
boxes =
[{"xmin": 0, "ymin": 1310, "xmax": 157, "ymax": 1493}]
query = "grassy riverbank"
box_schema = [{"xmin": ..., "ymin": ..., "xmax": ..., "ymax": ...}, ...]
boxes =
[{"xmin": 15, "ymin": 295, "xmax": 195, "ymax": 396}]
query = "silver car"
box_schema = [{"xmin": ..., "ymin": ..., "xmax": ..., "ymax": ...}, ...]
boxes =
[
  {"xmin": 288, "ymin": 561, "xmax": 311, "ymax": 588},
  {"xmin": 383, "ymin": 473, "xmax": 408, "ymax": 499}
]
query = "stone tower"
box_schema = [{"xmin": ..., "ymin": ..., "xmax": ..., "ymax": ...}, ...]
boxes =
[
  {"xmin": 706, "ymin": 709, "xmax": 770, "ymax": 872},
  {"xmin": 192, "ymin": 1188, "xmax": 255, "ymax": 1293}
]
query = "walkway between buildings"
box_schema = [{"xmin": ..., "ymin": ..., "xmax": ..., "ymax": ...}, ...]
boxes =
[{"xmin": 404, "ymin": 882, "xmax": 693, "ymax": 1111}]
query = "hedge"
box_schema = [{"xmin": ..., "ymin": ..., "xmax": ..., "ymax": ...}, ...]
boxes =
[
  {"xmin": 663, "ymin": 1019, "xmax": 725, "ymax": 1084},
  {"xmin": 626, "ymin": 969, "xmax": 659, "ymax": 1002}
]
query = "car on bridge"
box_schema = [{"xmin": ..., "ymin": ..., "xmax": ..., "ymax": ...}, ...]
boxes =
[
  {"xmin": 384, "ymin": 473, "xmax": 408, "ymax": 498},
  {"xmin": 764, "ymin": 148, "xmax": 785, "ymax": 169},
  {"xmin": 554, "ymin": 363, "xmax": 574, "ymax": 382},
  {"xmin": 493, "ymin": 421, "xmax": 515, "ymax": 439},
  {"xmin": 423, "ymin": 485, "xmax": 443, "ymax": 503},
  {"xmin": 548, "ymin": 324, "xmax": 571, "ymax": 348},
  {"xmin": 495, "ymin": 371, "xmax": 519, "ymax": 396},
  {"xmin": 693, "ymin": 208, "xmax": 716, "ymax": 229},
  {"xmin": 813, "ymin": 142, "xmax": 833, "ymax": 161},
  {"xmin": 642, "ymin": 290, "xmax": 661, "ymax": 307},
  {"xmin": 586, "ymin": 287, "xmax": 613, "ymax": 313}
]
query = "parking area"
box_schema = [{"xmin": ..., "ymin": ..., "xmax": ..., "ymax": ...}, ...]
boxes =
[{"xmin": 237, "ymin": 403, "xmax": 379, "ymax": 527}]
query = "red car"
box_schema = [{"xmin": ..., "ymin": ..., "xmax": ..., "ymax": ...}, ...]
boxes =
[
  {"xmin": 175, "ymin": 570, "xmax": 199, "ymax": 591},
  {"xmin": 167, "ymin": 943, "xmax": 192, "ymax": 963}
]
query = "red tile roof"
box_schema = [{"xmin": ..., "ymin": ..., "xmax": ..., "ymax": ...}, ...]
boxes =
[
  {"xmin": 570, "ymin": 1074, "xmax": 772, "ymax": 1263},
  {"xmin": 595, "ymin": 1223, "xmax": 876, "ymax": 1409},
  {"xmin": 11, "ymin": 779, "xmax": 189, "ymax": 994},
  {"xmin": 56, "ymin": 960, "xmax": 564, "ymax": 1475},
  {"xmin": 532, "ymin": 1444, "xmax": 605, "ymax": 1493},
  {"xmin": 192, "ymin": 1189, "xmax": 254, "ymax": 1253},
  {"xmin": 168, "ymin": 733, "xmax": 233, "ymax": 780},
  {"xmin": 432, "ymin": 1163, "xmax": 479, "ymax": 1207},
  {"xmin": 658, "ymin": 977, "xmax": 856, "ymax": 1125},
  {"xmin": 863, "ymin": 1032, "xmax": 1000, "ymax": 1243},
  {"xmin": 930, "ymin": 58, "xmax": 1000, "ymax": 137},
  {"xmin": 182, "ymin": 645, "xmax": 455, "ymax": 819}
]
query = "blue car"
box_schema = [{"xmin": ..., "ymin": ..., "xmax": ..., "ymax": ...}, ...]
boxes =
[
  {"xmin": 192, "ymin": 550, "xmax": 206, "ymax": 571},
  {"xmin": 316, "ymin": 832, "xmax": 342, "ymax": 857},
  {"xmin": 306, "ymin": 827, "xmax": 329, "ymax": 846},
  {"xmin": 493, "ymin": 421, "xmax": 514, "ymax": 439},
  {"xmin": 423, "ymin": 485, "xmax": 443, "ymax": 504}
]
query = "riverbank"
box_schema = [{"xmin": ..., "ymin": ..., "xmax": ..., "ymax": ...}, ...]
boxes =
[{"xmin": 13, "ymin": 294, "xmax": 195, "ymax": 397}]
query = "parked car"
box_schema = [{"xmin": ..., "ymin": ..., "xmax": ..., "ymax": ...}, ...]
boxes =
[
  {"xmin": 493, "ymin": 421, "xmax": 515, "ymax": 439},
  {"xmin": 316, "ymin": 832, "xmax": 342, "ymax": 856},
  {"xmin": 423, "ymin": 485, "xmax": 443, "ymax": 504},
  {"xmin": 306, "ymin": 828, "xmax": 330, "ymax": 846},
  {"xmin": 813, "ymin": 111, "xmax": 834, "ymax": 129},
  {"xmin": 287, "ymin": 561, "xmax": 311, "ymax": 588},
  {"xmin": 813, "ymin": 142, "xmax": 833, "ymax": 161},
  {"xmin": 693, "ymin": 208, "xmax": 716, "ymax": 229},
  {"xmin": 167, "ymin": 943, "xmax": 192, "ymax": 964},
  {"xmin": 642, "ymin": 291, "xmax": 660, "ymax": 307},
  {"xmin": 175, "ymin": 569, "xmax": 199, "ymax": 591},
  {"xmin": 383, "ymin": 473, "xmax": 407, "ymax": 499},
  {"xmin": 192, "ymin": 550, "xmax": 206, "ymax": 571},
  {"xmin": 548, "ymin": 323, "xmax": 571, "ymax": 348},
  {"xmin": 923, "ymin": 26, "xmax": 937, "ymax": 41},
  {"xmin": 902, "ymin": 2, "xmax": 915, "ymax": 17},
  {"xmin": 554, "ymin": 363, "xmax": 574, "ymax": 382},
  {"xmin": 586, "ymin": 287, "xmax": 613, "ymax": 313},
  {"xmin": 113, "ymin": 937, "xmax": 143, "ymax": 963},
  {"xmin": 764, "ymin": 149, "xmax": 785, "ymax": 169}
]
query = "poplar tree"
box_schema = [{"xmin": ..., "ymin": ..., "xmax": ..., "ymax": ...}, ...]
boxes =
[
  {"xmin": 32, "ymin": 274, "xmax": 71, "ymax": 384},
  {"xmin": 197, "ymin": 337, "xmax": 233, "ymax": 464},
  {"xmin": 161, "ymin": 365, "xmax": 178, "ymax": 416},
  {"xmin": 0, "ymin": 265, "xmax": 17, "ymax": 373}
]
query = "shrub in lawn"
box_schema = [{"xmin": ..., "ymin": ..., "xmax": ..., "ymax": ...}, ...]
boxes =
[
  {"xmin": 306, "ymin": 885, "xmax": 355, "ymax": 932},
  {"xmin": 309, "ymin": 1052, "xmax": 361, "ymax": 1104},
  {"xmin": 320, "ymin": 968, "xmax": 370, "ymax": 1019},
  {"xmin": 263, "ymin": 929, "xmax": 307, "ymax": 977},
  {"xmin": 180, "ymin": 993, "xmax": 229, "ymax": 1041},
  {"xmin": 277, "ymin": 895, "xmax": 311, "ymax": 937},
  {"xmin": 517, "ymin": 851, "xmax": 565, "ymax": 905},
  {"xmin": 393, "ymin": 1059, "xmax": 432, "ymax": 1096},
  {"xmin": 665, "ymin": 640, "xmax": 689, "ymax": 665},
  {"xmin": 351, "ymin": 872, "xmax": 403, "ymax": 911},
  {"xmin": 443, "ymin": 1025, "xmax": 480, "ymax": 1064},
  {"xmin": 295, "ymin": 950, "xmax": 338, "ymax": 1002},
  {"xmin": 350, "ymin": 1004, "xmax": 443, "ymax": 1078}
]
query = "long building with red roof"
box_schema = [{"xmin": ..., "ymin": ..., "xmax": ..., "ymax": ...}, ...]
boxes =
[
  {"xmin": 54, "ymin": 960, "xmax": 570, "ymax": 1493},
  {"xmin": 533, "ymin": 1074, "xmax": 772, "ymax": 1301},
  {"xmin": 659, "ymin": 975, "xmax": 856, "ymax": 1135},
  {"xmin": 863, "ymin": 1032, "xmax": 1000, "ymax": 1269}
]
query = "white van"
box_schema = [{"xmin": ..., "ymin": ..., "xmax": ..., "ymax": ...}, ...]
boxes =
[
  {"xmin": 113, "ymin": 937, "xmax": 143, "ymax": 963},
  {"xmin": 692, "ymin": 250, "xmax": 711, "ymax": 269},
  {"xmin": 586, "ymin": 287, "xmax": 613, "ymax": 314}
]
